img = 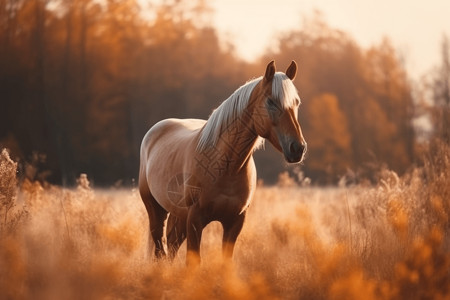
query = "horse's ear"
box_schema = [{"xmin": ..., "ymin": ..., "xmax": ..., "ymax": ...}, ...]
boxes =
[
  {"xmin": 264, "ymin": 60, "xmax": 276, "ymax": 82},
  {"xmin": 285, "ymin": 60, "xmax": 297, "ymax": 81}
]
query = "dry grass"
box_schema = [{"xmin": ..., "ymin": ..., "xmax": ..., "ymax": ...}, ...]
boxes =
[{"xmin": 0, "ymin": 143, "xmax": 449, "ymax": 300}]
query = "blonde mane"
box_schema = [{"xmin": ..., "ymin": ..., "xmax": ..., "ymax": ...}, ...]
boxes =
[{"xmin": 197, "ymin": 73, "xmax": 300, "ymax": 151}]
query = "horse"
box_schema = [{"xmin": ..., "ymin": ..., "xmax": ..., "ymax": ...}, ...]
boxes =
[{"xmin": 139, "ymin": 60, "xmax": 307, "ymax": 265}]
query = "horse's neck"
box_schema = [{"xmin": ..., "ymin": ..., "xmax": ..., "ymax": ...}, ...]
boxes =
[
  {"xmin": 217, "ymin": 108, "xmax": 259, "ymax": 170},
  {"xmin": 196, "ymin": 109, "xmax": 258, "ymax": 179}
]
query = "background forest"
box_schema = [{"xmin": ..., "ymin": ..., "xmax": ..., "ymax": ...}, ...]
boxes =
[{"xmin": 0, "ymin": 0, "xmax": 449, "ymax": 186}]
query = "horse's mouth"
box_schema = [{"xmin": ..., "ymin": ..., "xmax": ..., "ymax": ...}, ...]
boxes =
[{"xmin": 284, "ymin": 152, "xmax": 305, "ymax": 164}]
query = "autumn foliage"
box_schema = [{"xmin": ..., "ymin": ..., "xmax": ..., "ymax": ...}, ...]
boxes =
[{"xmin": 0, "ymin": 0, "xmax": 424, "ymax": 185}]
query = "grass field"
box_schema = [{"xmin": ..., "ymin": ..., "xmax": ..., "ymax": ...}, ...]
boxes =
[{"xmin": 1, "ymin": 145, "xmax": 449, "ymax": 300}]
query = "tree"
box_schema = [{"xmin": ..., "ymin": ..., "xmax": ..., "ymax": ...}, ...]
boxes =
[
  {"xmin": 0, "ymin": 4, "xmax": 418, "ymax": 185},
  {"xmin": 304, "ymin": 93, "xmax": 352, "ymax": 183},
  {"xmin": 363, "ymin": 39, "xmax": 415, "ymax": 170},
  {"xmin": 430, "ymin": 34, "xmax": 450, "ymax": 143},
  {"xmin": 0, "ymin": 0, "xmax": 249, "ymax": 185}
]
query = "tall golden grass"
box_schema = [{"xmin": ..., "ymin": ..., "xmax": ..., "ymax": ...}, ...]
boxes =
[{"xmin": 0, "ymin": 143, "xmax": 449, "ymax": 300}]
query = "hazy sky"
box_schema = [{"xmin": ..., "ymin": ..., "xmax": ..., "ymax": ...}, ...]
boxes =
[{"xmin": 211, "ymin": 0, "xmax": 450, "ymax": 79}]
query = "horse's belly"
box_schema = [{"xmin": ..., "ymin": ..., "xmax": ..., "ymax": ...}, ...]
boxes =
[
  {"xmin": 149, "ymin": 172, "xmax": 193, "ymax": 211},
  {"xmin": 146, "ymin": 149, "xmax": 194, "ymax": 216}
]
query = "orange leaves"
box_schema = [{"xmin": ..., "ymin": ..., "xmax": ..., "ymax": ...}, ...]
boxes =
[
  {"xmin": 305, "ymin": 93, "xmax": 352, "ymax": 182},
  {"xmin": 269, "ymin": 21, "xmax": 416, "ymax": 183}
]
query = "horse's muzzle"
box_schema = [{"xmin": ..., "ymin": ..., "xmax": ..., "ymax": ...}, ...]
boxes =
[{"xmin": 284, "ymin": 140, "xmax": 307, "ymax": 163}]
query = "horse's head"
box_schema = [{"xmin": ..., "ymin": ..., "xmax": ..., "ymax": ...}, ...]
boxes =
[{"xmin": 252, "ymin": 61, "xmax": 307, "ymax": 163}]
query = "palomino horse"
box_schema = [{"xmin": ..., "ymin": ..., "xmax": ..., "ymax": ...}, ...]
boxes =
[{"xmin": 139, "ymin": 61, "xmax": 306, "ymax": 265}]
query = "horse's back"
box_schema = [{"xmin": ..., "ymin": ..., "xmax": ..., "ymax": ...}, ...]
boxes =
[{"xmin": 141, "ymin": 118, "xmax": 204, "ymax": 148}]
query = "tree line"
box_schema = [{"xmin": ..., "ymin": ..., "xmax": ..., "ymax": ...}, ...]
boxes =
[{"xmin": 0, "ymin": 0, "xmax": 447, "ymax": 185}]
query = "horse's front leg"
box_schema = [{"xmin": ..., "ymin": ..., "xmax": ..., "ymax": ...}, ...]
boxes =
[
  {"xmin": 222, "ymin": 212, "xmax": 246, "ymax": 260},
  {"xmin": 186, "ymin": 204, "xmax": 205, "ymax": 266}
]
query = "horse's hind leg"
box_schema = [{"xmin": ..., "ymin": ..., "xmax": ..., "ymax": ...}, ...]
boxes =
[
  {"xmin": 139, "ymin": 182, "xmax": 168, "ymax": 259},
  {"xmin": 166, "ymin": 213, "xmax": 187, "ymax": 260}
]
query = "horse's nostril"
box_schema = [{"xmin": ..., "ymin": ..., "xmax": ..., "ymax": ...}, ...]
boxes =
[
  {"xmin": 289, "ymin": 141, "xmax": 302, "ymax": 154},
  {"xmin": 289, "ymin": 142, "xmax": 295, "ymax": 154}
]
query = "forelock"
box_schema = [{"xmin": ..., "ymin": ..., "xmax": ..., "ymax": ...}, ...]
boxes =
[{"xmin": 272, "ymin": 72, "xmax": 300, "ymax": 108}]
